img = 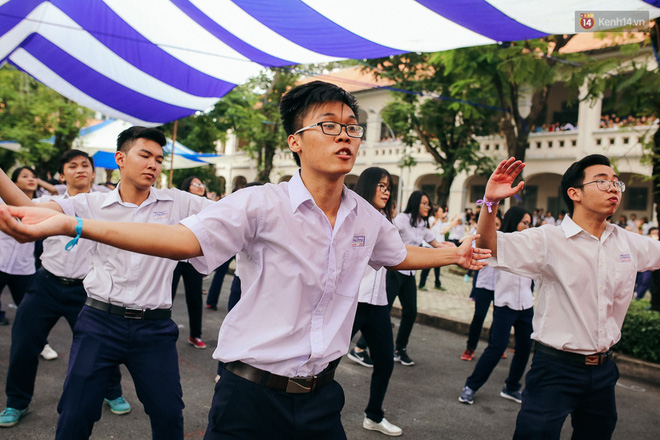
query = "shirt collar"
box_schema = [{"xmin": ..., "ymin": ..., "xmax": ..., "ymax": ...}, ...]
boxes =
[
  {"xmin": 101, "ymin": 182, "xmax": 173, "ymax": 208},
  {"xmin": 287, "ymin": 170, "xmax": 357, "ymax": 214},
  {"xmin": 560, "ymin": 214, "xmax": 616, "ymax": 241}
]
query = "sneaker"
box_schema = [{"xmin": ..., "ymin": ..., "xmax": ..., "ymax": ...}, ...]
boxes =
[
  {"xmin": 40, "ymin": 344, "xmax": 58, "ymax": 361},
  {"xmin": 363, "ymin": 416, "xmax": 402, "ymax": 436},
  {"xmin": 394, "ymin": 348, "xmax": 415, "ymax": 366},
  {"xmin": 502, "ymin": 351, "xmax": 508, "ymax": 359},
  {"xmin": 104, "ymin": 396, "xmax": 132, "ymax": 415},
  {"xmin": 188, "ymin": 337, "xmax": 207, "ymax": 349},
  {"xmin": 460, "ymin": 349, "xmax": 475, "ymax": 361},
  {"xmin": 500, "ymin": 386, "xmax": 522, "ymax": 404},
  {"xmin": 0, "ymin": 407, "xmax": 28, "ymax": 427},
  {"xmin": 418, "ymin": 285, "xmax": 428, "ymax": 291},
  {"xmin": 347, "ymin": 348, "xmax": 373, "ymax": 368},
  {"xmin": 458, "ymin": 386, "xmax": 474, "ymax": 405},
  {"xmin": 463, "ymin": 274, "xmax": 471, "ymax": 282},
  {"xmin": 205, "ymin": 304, "xmax": 217, "ymax": 311}
]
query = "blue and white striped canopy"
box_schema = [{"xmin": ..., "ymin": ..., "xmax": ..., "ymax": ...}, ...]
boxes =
[{"xmin": 2, "ymin": 0, "xmax": 659, "ymax": 126}]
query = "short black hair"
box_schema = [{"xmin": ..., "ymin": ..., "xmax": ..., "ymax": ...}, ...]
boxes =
[
  {"xmin": 59, "ymin": 149, "xmax": 94, "ymax": 174},
  {"xmin": 560, "ymin": 154, "xmax": 611, "ymax": 215},
  {"xmin": 116, "ymin": 126, "xmax": 166, "ymax": 153},
  {"xmin": 279, "ymin": 81, "xmax": 360, "ymax": 166}
]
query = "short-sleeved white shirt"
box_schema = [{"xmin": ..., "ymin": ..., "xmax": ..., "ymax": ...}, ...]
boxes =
[
  {"xmin": 493, "ymin": 215, "xmax": 660, "ymax": 354},
  {"xmin": 0, "ymin": 196, "xmax": 35, "ymax": 276},
  {"xmin": 392, "ymin": 213, "xmax": 433, "ymax": 276},
  {"xmin": 56, "ymin": 183, "xmax": 213, "ymax": 309},
  {"xmin": 181, "ymin": 171, "xmax": 407, "ymax": 377},
  {"xmin": 494, "ymin": 270, "xmax": 533, "ymax": 310}
]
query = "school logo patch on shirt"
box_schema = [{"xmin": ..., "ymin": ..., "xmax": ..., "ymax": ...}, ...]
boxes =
[
  {"xmin": 619, "ymin": 253, "xmax": 632, "ymax": 263},
  {"xmin": 352, "ymin": 235, "xmax": 365, "ymax": 248},
  {"xmin": 153, "ymin": 211, "xmax": 169, "ymax": 221}
]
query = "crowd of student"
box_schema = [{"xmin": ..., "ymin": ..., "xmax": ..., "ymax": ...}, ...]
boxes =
[{"xmin": 0, "ymin": 81, "xmax": 657, "ymax": 440}]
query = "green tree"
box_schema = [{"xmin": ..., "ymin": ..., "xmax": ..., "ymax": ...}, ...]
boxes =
[
  {"xmin": 362, "ymin": 53, "xmax": 498, "ymax": 206},
  {"xmin": 0, "ymin": 65, "xmax": 90, "ymax": 177},
  {"xmin": 436, "ymin": 37, "xmax": 604, "ymax": 166}
]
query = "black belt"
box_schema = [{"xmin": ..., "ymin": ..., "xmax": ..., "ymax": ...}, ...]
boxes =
[
  {"xmin": 224, "ymin": 361, "xmax": 336, "ymax": 394},
  {"xmin": 85, "ymin": 297, "xmax": 171, "ymax": 320},
  {"xmin": 43, "ymin": 268, "xmax": 84, "ymax": 286},
  {"xmin": 536, "ymin": 343, "xmax": 613, "ymax": 366}
]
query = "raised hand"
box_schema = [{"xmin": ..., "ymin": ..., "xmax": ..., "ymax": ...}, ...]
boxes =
[
  {"xmin": 484, "ymin": 157, "xmax": 525, "ymax": 203},
  {"xmin": 456, "ymin": 234, "xmax": 491, "ymax": 270},
  {"xmin": 0, "ymin": 205, "xmax": 73, "ymax": 243}
]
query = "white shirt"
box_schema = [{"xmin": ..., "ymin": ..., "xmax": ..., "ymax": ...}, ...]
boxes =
[
  {"xmin": 431, "ymin": 220, "xmax": 449, "ymax": 243},
  {"xmin": 56, "ymin": 183, "xmax": 213, "ymax": 309},
  {"xmin": 392, "ymin": 213, "xmax": 434, "ymax": 276},
  {"xmin": 181, "ymin": 172, "xmax": 407, "ymax": 377},
  {"xmin": 448, "ymin": 223, "xmax": 465, "ymax": 241},
  {"xmin": 493, "ymin": 215, "xmax": 660, "ymax": 355},
  {"xmin": 475, "ymin": 264, "xmax": 496, "ymax": 290},
  {"xmin": 0, "ymin": 196, "xmax": 35, "ymax": 275},
  {"xmin": 494, "ymin": 270, "xmax": 533, "ymax": 310},
  {"xmin": 358, "ymin": 266, "xmax": 387, "ymax": 306}
]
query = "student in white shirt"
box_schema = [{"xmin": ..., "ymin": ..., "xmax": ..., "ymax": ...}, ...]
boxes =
[
  {"xmin": 459, "ymin": 206, "xmax": 534, "ymax": 405},
  {"xmin": 0, "ymin": 167, "xmax": 38, "ymax": 326},
  {"xmin": 0, "ymin": 81, "xmax": 491, "ymax": 440},
  {"xmin": 476, "ymin": 155, "xmax": 660, "ymax": 440}
]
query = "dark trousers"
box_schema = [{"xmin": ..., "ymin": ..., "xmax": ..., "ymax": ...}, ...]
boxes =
[
  {"xmin": 172, "ymin": 261, "xmax": 203, "ymax": 338},
  {"xmin": 6, "ymin": 269, "xmax": 122, "ymax": 410},
  {"xmin": 386, "ymin": 271, "xmax": 417, "ymax": 351},
  {"xmin": 466, "ymin": 287, "xmax": 494, "ymax": 351},
  {"xmin": 466, "ymin": 306, "xmax": 533, "ymax": 393},
  {"xmin": 207, "ymin": 257, "xmax": 234, "ymax": 308},
  {"xmin": 0, "ymin": 270, "xmax": 32, "ymax": 320},
  {"xmin": 513, "ymin": 350, "xmax": 619, "ymax": 440},
  {"xmin": 351, "ymin": 303, "xmax": 394, "ymax": 423},
  {"xmin": 56, "ymin": 306, "xmax": 184, "ymax": 440},
  {"xmin": 418, "ymin": 267, "xmax": 441, "ymax": 288},
  {"xmin": 205, "ymin": 369, "xmax": 346, "ymax": 440}
]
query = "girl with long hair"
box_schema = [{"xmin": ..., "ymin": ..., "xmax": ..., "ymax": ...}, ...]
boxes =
[
  {"xmin": 345, "ymin": 167, "xmax": 401, "ymax": 436},
  {"xmin": 387, "ymin": 190, "xmax": 455, "ymax": 366},
  {"xmin": 459, "ymin": 206, "xmax": 534, "ymax": 405}
]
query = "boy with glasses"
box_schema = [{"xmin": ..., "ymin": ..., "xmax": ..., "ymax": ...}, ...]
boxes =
[
  {"xmin": 0, "ymin": 81, "xmax": 490, "ymax": 439},
  {"xmin": 476, "ymin": 154, "xmax": 660, "ymax": 440}
]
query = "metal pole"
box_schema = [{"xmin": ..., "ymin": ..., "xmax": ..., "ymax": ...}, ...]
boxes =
[{"xmin": 168, "ymin": 120, "xmax": 178, "ymax": 188}]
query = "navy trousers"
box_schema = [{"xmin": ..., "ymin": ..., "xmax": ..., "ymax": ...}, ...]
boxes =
[
  {"xmin": 513, "ymin": 350, "xmax": 619, "ymax": 440},
  {"xmin": 205, "ymin": 369, "xmax": 346, "ymax": 439},
  {"xmin": 206, "ymin": 257, "xmax": 234, "ymax": 308},
  {"xmin": 171, "ymin": 262, "xmax": 203, "ymax": 338},
  {"xmin": 466, "ymin": 287, "xmax": 494, "ymax": 351},
  {"xmin": 465, "ymin": 306, "xmax": 533, "ymax": 393},
  {"xmin": 0, "ymin": 270, "xmax": 32, "ymax": 320},
  {"xmin": 56, "ymin": 306, "xmax": 184, "ymax": 440},
  {"xmin": 351, "ymin": 303, "xmax": 395, "ymax": 423},
  {"xmin": 385, "ymin": 271, "xmax": 417, "ymax": 351},
  {"xmin": 6, "ymin": 269, "xmax": 122, "ymax": 410}
]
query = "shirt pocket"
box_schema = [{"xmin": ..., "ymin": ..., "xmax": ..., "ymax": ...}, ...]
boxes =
[
  {"xmin": 336, "ymin": 248, "xmax": 371, "ymax": 298},
  {"xmin": 612, "ymin": 262, "xmax": 635, "ymax": 296}
]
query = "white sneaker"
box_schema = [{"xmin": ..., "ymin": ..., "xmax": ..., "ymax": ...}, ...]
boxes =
[
  {"xmin": 40, "ymin": 344, "xmax": 58, "ymax": 361},
  {"xmin": 363, "ymin": 416, "xmax": 403, "ymax": 436}
]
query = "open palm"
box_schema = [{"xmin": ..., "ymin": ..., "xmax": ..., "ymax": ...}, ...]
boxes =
[
  {"xmin": 0, "ymin": 205, "xmax": 70, "ymax": 243},
  {"xmin": 485, "ymin": 157, "xmax": 526, "ymax": 202}
]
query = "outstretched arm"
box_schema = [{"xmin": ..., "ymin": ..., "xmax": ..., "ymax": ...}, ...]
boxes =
[
  {"xmin": 388, "ymin": 234, "xmax": 491, "ymax": 271},
  {"xmin": 476, "ymin": 157, "xmax": 525, "ymax": 257},
  {"xmin": 0, "ymin": 205, "xmax": 202, "ymax": 260},
  {"xmin": 0, "ymin": 168, "xmax": 63, "ymax": 211}
]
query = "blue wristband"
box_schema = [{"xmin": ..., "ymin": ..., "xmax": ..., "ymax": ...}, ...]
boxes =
[{"xmin": 65, "ymin": 217, "xmax": 83, "ymax": 251}]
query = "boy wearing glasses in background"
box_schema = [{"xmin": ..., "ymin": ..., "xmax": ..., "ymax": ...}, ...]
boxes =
[
  {"xmin": 476, "ymin": 154, "xmax": 660, "ymax": 440},
  {"xmin": 0, "ymin": 81, "xmax": 490, "ymax": 439}
]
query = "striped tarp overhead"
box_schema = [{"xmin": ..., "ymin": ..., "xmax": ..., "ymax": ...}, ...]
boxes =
[{"xmin": 1, "ymin": 0, "xmax": 659, "ymax": 126}]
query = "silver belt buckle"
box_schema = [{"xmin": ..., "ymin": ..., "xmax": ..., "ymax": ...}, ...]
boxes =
[
  {"xmin": 124, "ymin": 308, "xmax": 145, "ymax": 319},
  {"xmin": 285, "ymin": 376, "xmax": 315, "ymax": 393}
]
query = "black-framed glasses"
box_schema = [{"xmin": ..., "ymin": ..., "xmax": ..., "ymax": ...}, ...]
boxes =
[
  {"xmin": 377, "ymin": 183, "xmax": 391, "ymax": 194},
  {"xmin": 578, "ymin": 179, "xmax": 626, "ymax": 193},
  {"xmin": 294, "ymin": 121, "xmax": 364, "ymax": 138},
  {"xmin": 191, "ymin": 182, "xmax": 206, "ymax": 189}
]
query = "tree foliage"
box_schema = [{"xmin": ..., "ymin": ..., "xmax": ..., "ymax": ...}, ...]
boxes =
[
  {"xmin": 0, "ymin": 65, "xmax": 90, "ymax": 177},
  {"xmin": 362, "ymin": 53, "xmax": 498, "ymax": 206}
]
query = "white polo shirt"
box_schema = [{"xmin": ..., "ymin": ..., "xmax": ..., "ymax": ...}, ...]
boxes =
[
  {"xmin": 56, "ymin": 183, "xmax": 213, "ymax": 309},
  {"xmin": 393, "ymin": 213, "xmax": 434, "ymax": 276},
  {"xmin": 493, "ymin": 215, "xmax": 660, "ymax": 355},
  {"xmin": 181, "ymin": 171, "xmax": 407, "ymax": 377}
]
